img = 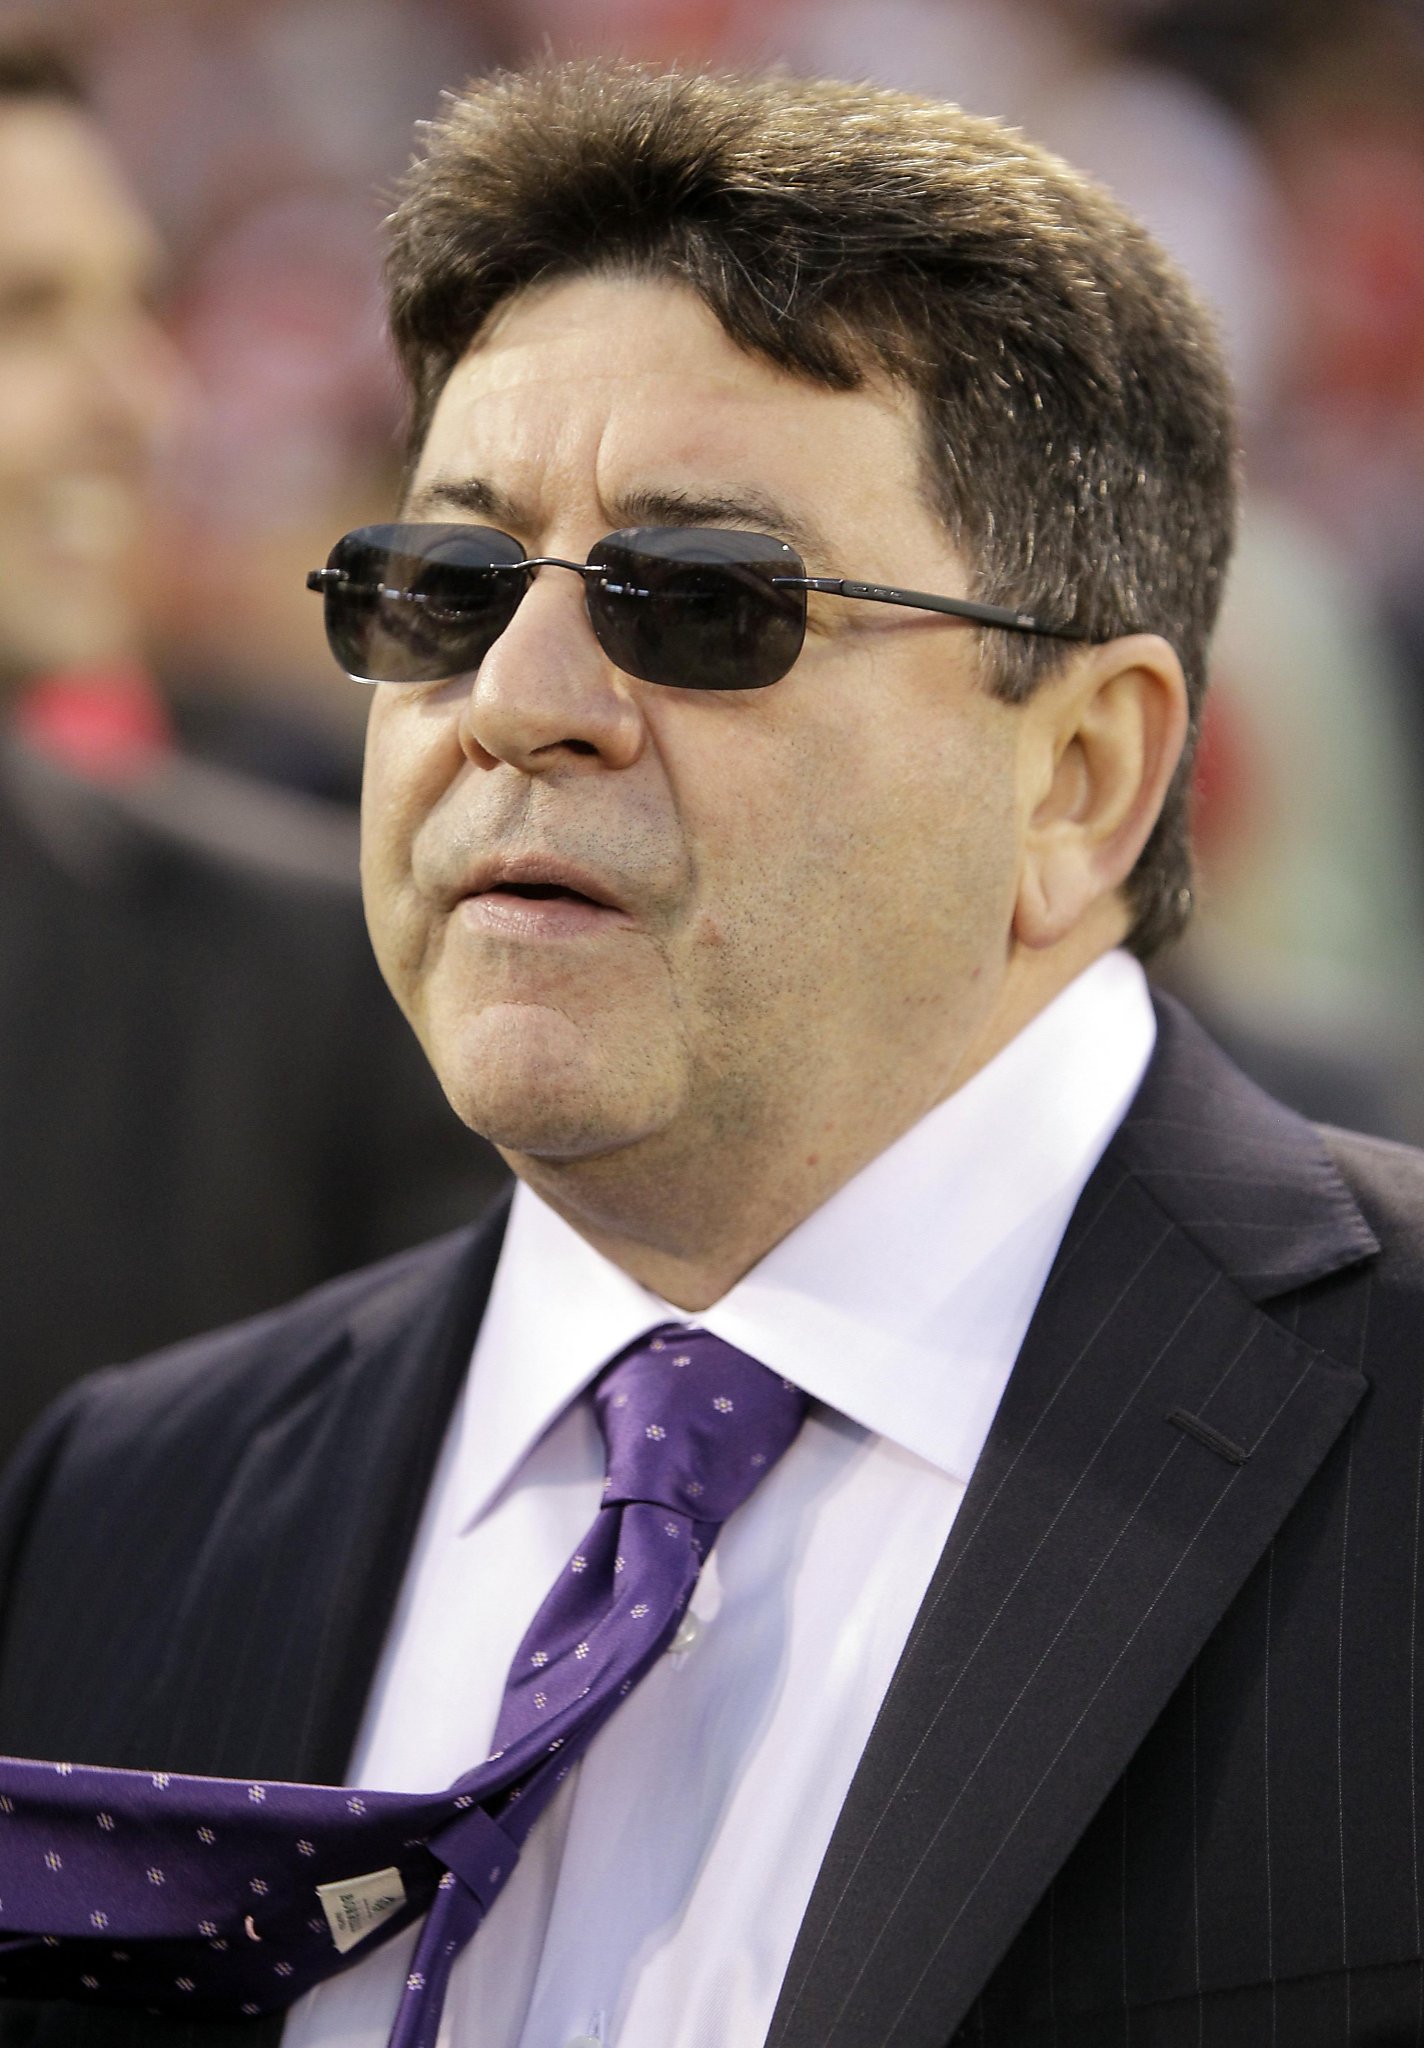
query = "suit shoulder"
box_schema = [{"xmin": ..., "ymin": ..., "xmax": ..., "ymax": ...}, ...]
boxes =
[
  {"xmin": 1270, "ymin": 1123, "xmax": 1424, "ymax": 1412},
  {"xmin": 2, "ymin": 734, "xmax": 359, "ymax": 900},
  {"xmin": 30, "ymin": 1224, "xmax": 491, "ymax": 1463},
  {"xmin": 1316, "ymin": 1124, "xmax": 1424, "ymax": 1294}
]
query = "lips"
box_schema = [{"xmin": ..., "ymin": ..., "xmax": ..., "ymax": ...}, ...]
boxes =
[
  {"xmin": 452, "ymin": 853, "xmax": 634, "ymax": 936},
  {"xmin": 461, "ymin": 855, "xmax": 626, "ymax": 912},
  {"xmin": 489, "ymin": 879, "xmax": 604, "ymax": 908}
]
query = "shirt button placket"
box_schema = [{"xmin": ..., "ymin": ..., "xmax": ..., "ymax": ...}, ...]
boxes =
[{"xmin": 668, "ymin": 1612, "xmax": 703, "ymax": 1656}]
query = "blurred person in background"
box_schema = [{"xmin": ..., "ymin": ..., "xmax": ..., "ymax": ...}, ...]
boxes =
[
  {"xmin": 0, "ymin": 42, "xmax": 173, "ymax": 766},
  {"xmin": 0, "ymin": 39, "xmax": 506, "ymax": 1462},
  {"xmin": 89, "ymin": 0, "xmax": 518, "ymax": 804}
]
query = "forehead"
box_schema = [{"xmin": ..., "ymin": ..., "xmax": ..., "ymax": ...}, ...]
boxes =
[
  {"xmin": 0, "ymin": 100, "xmax": 160, "ymax": 290},
  {"xmin": 409, "ymin": 274, "xmax": 935, "ymax": 555}
]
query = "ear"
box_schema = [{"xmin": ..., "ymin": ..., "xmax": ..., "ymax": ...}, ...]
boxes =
[{"xmin": 1013, "ymin": 634, "xmax": 1189, "ymax": 952}]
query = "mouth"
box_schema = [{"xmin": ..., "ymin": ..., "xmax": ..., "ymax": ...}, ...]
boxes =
[
  {"xmin": 489, "ymin": 879, "xmax": 605, "ymax": 907},
  {"xmin": 456, "ymin": 858, "xmax": 634, "ymax": 937},
  {"xmin": 36, "ymin": 473, "xmax": 146, "ymax": 567}
]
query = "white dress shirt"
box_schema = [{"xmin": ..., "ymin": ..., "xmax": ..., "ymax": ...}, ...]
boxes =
[{"xmin": 283, "ymin": 950, "xmax": 1155, "ymax": 2048}]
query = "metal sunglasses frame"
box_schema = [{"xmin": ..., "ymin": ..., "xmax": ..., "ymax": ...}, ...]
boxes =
[{"xmin": 306, "ymin": 527, "xmax": 1091, "ymax": 685}]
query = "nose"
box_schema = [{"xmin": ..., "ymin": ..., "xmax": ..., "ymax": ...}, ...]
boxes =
[
  {"xmin": 110, "ymin": 312, "xmax": 187, "ymax": 452},
  {"xmin": 457, "ymin": 561, "xmax": 646, "ymax": 775},
  {"xmin": 72, "ymin": 297, "xmax": 187, "ymax": 468}
]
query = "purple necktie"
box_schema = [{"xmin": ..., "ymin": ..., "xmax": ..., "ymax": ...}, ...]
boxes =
[{"xmin": 0, "ymin": 1325, "xmax": 806, "ymax": 2044}]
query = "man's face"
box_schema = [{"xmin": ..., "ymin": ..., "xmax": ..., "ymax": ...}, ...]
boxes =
[
  {"xmin": 361, "ymin": 275, "xmax": 1029, "ymax": 1186},
  {"xmin": 0, "ymin": 100, "xmax": 176, "ymax": 684}
]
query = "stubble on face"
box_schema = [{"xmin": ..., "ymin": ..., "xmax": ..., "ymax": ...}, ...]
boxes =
[
  {"xmin": 368, "ymin": 764, "xmax": 698, "ymax": 1158},
  {"xmin": 359, "ymin": 275, "xmax": 1028, "ymax": 1297}
]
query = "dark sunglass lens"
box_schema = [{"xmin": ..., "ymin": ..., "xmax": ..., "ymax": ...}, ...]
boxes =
[
  {"xmin": 318, "ymin": 525, "xmax": 527, "ymax": 684},
  {"xmin": 587, "ymin": 529, "xmax": 807, "ymax": 690}
]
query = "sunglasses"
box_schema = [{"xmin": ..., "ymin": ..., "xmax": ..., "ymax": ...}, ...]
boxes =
[{"xmin": 306, "ymin": 523, "xmax": 1088, "ymax": 694}]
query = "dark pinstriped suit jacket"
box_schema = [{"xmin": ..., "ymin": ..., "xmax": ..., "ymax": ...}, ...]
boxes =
[{"xmin": 0, "ymin": 995, "xmax": 1419, "ymax": 2047}]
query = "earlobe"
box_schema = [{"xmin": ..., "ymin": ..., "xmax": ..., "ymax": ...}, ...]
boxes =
[{"xmin": 1012, "ymin": 634, "xmax": 1189, "ymax": 953}]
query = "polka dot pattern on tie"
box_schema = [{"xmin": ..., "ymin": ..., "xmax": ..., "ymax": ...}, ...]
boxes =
[{"xmin": 0, "ymin": 1326, "xmax": 807, "ymax": 2048}]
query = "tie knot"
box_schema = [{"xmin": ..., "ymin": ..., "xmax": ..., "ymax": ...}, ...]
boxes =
[{"xmin": 595, "ymin": 1326, "xmax": 806, "ymax": 1525}]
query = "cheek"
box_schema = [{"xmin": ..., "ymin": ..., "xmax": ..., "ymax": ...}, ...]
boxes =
[
  {"xmin": 0, "ymin": 349, "xmax": 70, "ymax": 471},
  {"xmin": 669, "ymin": 736, "xmax": 862, "ymax": 1024},
  {"xmin": 359, "ymin": 700, "xmax": 447, "ymax": 978},
  {"xmin": 685, "ymin": 706, "xmax": 1019, "ymax": 1009},
  {"xmin": 880, "ymin": 734, "xmax": 1022, "ymax": 970}
]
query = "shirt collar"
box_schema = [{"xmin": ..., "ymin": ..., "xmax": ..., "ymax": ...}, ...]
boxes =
[{"xmin": 453, "ymin": 949, "xmax": 1156, "ymax": 1526}]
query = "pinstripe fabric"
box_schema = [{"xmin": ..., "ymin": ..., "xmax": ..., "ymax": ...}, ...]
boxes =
[
  {"xmin": 0, "ymin": 1216, "xmax": 508, "ymax": 2048},
  {"xmin": 766, "ymin": 1178, "xmax": 1367, "ymax": 2047},
  {"xmin": 766, "ymin": 1009, "xmax": 1411, "ymax": 2048},
  {"xmin": 943, "ymin": 1129, "xmax": 1424, "ymax": 2048},
  {"xmin": 0, "ymin": 998, "xmax": 1418, "ymax": 2047}
]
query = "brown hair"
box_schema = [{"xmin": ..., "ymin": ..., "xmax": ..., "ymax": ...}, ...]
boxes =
[
  {"xmin": 0, "ymin": 39, "xmax": 85, "ymax": 106},
  {"xmin": 386, "ymin": 62, "xmax": 1239, "ymax": 956}
]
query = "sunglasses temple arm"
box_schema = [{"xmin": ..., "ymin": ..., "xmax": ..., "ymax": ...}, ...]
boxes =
[{"xmin": 776, "ymin": 574, "xmax": 1087, "ymax": 642}]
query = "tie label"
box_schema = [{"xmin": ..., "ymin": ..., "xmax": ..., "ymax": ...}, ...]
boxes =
[{"xmin": 316, "ymin": 1866, "xmax": 408, "ymax": 1953}]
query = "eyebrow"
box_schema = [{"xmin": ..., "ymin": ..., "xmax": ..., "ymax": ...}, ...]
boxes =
[
  {"xmin": 613, "ymin": 486, "xmax": 832, "ymax": 564},
  {"xmin": 404, "ymin": 474, "xmax": 522, "ymax": 526},
  {"xmin": 404, "ymin": 473, "xmax": 836, "ymax": 566}
]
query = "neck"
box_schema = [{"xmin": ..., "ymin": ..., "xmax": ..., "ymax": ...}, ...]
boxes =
[{"xmin": 505, "ymin": 923, "xmax": 1127, "ymax": 1311}]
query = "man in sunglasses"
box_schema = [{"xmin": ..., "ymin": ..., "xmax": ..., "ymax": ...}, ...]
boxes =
[{"xmin": 0, "ymin": 57, "xmax": 1416, "ymax": 2048}]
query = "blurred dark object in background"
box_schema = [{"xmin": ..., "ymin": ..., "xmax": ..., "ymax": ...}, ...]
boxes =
[
  {"xmin": 0, "ymin": 736, "xmax": 508, "ymax": 1465},
  {"xmin": 1127, "ymin": 0, "xmax": 1418, "ymax": 120},
  {"xmin": 1126, "ymin": 0, "xmax": 1339, "ymax": 115},
  {"xmin": 167, "ymin": 693, "xmax": 365, "ymax": 806}
]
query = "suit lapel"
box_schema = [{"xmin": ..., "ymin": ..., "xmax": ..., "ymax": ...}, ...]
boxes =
[
  {"xmin": 768, "ymin": 999, "xmax": 1378, "ymax": 2048},
  {"xmin": 138, "ymin": 1206, "xmax": 509, "ymax": 1784}
]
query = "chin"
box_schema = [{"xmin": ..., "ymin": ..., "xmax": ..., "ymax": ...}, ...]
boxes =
[{"xmin": 428, "ymin": 1002, "xmax": 677, "ymax": 1164}]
